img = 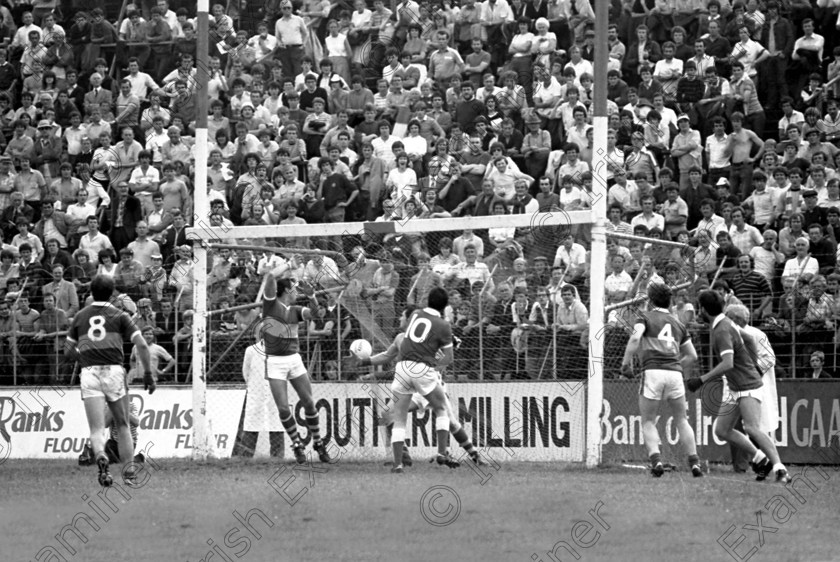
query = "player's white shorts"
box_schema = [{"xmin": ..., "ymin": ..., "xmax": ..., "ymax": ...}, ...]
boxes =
[
  {"xmin": 80, "ymin": 365, "xmax": 128, "ymax": 402},
  {"xmin": 392, "ymin": 360, "xmax": 440, "ymax": 397},
  {"xmin": 412, "ymin": 378, "xmax": 453, "ymax": 415},
  {"xmin": 265, "ymin": 354, "xmax": 307, "ymax": 381},
  {"xmin": 640, "ymin": 369, "xmax": 685, "ymax": 401},
  {"xmin": 721, "ymin": 382, "xmax": 763, "ymax": 405}
]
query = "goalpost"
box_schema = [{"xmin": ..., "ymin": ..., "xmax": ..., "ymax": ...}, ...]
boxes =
[
  {"xmin": 187, "ymin": 207, "xmax": 609, "ymax": 466},
  {"xmin": 186, "ymin": 0, "xmax": 612, "ymax": 467}
]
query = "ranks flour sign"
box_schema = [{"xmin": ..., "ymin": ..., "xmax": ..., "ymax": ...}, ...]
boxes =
[{"xmin": 0, "ymin": 387, "xmax": 245, "ymax": 459}]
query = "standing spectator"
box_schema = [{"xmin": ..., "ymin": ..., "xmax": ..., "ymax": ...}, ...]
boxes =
[
  {"xmin": 555, "ymin": 284, "xmax": 589, "ymax": 379},
  {"xmin": 78, "ymin": 215, "xmax": 113, "ymax": 266},
  {"xmin": 114, "ymin": 247, "xmax": 145, "ymax": 302},
  {"xmin": 274, "ymin": 0, "xmax": 309, "ymax": 80},
  {"xmin": 108, "ymin": 181, "xmax": 143, "ymax": 254},
  {"xmin": 238, "ymin": 336, "xmax": 283, "ymax": 456},
  {"xmin": 41, "ymin": 263, "xmax": 79, "ymax": 320}
]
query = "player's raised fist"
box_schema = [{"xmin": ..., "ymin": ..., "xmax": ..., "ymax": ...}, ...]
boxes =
[
  {"xmin": 686, "ymin": 377, "xmax": 703, "ymax": 393},
  {"xmin": 144, "ymin": 371, "xmax": 156, "ymax": 394}
]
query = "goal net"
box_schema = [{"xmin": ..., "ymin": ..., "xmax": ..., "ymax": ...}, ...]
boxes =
[{"xmin": 186, "ymin": 208, "xmax": 624, "ymax": 465}]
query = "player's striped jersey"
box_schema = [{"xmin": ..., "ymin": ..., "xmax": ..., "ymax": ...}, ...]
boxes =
[
  {"xmin": 711, "ymin": 314, "xmax": 763, "ymax": 391},
  {"xmin": 398, "ymin": 308, "xmax": 453, "ymax": 366},
  {"xmin": 636, "ymin": 308, "xmax": 689, "ymax": 372},
  {"xmin": 67, "ymin": 302, "xmax": 140, "ymax": 368},
  {"xmin": 262, "ymin": 297, "xmax": 303, "ymax": 356}
]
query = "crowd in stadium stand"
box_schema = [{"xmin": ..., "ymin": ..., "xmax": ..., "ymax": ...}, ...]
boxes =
[{"xmin": 0, "ymin": 0, "xmax": 838, "ymax": 385}]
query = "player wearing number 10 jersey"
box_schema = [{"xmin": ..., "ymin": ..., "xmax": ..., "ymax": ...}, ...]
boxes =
[
  {"xmin": 621, "ymin": 283, "xmax": 703, "ymax": 478},
  {"xmin": 389, "ymin": 287, "xmax": 459, "ymax": 473},
  {"xmin": 65, "ymin": 275, "xmax": 154, "ymax": 488}
]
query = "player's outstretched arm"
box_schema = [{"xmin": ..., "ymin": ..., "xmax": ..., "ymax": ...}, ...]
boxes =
[
  {"xmin": 620, "ymin": 323, "xmax": 645, "ymax": 373},
  {"xmin": 679, "ymin": 339, "xmax": 698, "ymax": 373},
  {"xmin": 362, "ymin": 340, "xmax": 400, "ymax": 367},
  {"xmin": 131, "ymin": 332, "xmax": 156, "ymax": 394},
  {"xmin": 688, "ymin": 352, "xmax": 733, "ymax": 392},
  {"xmin": 263, "ymin": 271, "xmax": 277, "ymax": 300},
  {"xmin": 437, "ymin": 345, "xmax": 454, "ymax": 368}
]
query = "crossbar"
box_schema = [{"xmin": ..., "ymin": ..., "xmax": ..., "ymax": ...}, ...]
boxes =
[
  {"xmin": 606, "ymin": 231, "xmax": 689, "ymax": 249},
  {"xmin": 209, "ymin": 243, "xmax": 341, "ymax": 258},
  {"xmin": 187, "ymin": 210, "xmax": 593, "ymax": 241},
  {"xmin": 604, "ymin": 280, "xmax": 693, "ymax": 313}
]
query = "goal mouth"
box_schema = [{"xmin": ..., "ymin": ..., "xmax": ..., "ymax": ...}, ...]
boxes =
[
  {"xmin": 189, "ymin": 211, "xmax": 593, "ymax": 383},
  {"xmin": 185, "ymin": 211, "xmax": 602, "ymax": 464}
]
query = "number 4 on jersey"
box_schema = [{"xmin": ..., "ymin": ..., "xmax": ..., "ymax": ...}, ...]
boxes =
[{"xmin": 657, "ymin": 323, "xmax": 676, "ymax": 349}]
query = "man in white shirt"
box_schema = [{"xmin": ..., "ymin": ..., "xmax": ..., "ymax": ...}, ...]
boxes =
[
  {"xmin": 553, "ymin": 233, "xmax": 587, "ymax": 280},
  {"xmin": 728, "ymin": 207, "xmax": 763, "ymax": 254},
  {"xmin": 749, "ymin": 230, "xmax": 785, "ymax": 284},
  {"xmin": 274, "ymin": 0, "xmax": 309, "ymax": 79},
  {"xmin": 156, "ymin": 0, "xmax": 180, "ymax": 35},
  {"xmin": 605, "ymin": 254, "xmax": 633, "ymax": 304},
  {"xmin": 653, "ymin": 42, "xmax": 684, "ymax": 101},
  {"xmin": 791, "ymin": 18, "xmax": 824, "ymax": 65},
  {"xmin": 11, "ymin": 11, "xmax": 40, "ymax": 49},
  {"xmin": 446, "ymin": 244, "xmax": 493, "ymax": 291},
  {"xmin": 777, "ymin": 97, "xmax": 805, "ymax": 140},
  {"xmin": 128, "ymin": 150, "xmax": 161, "ymax": 215},
  {"xmin": 704, "ymin": 116, "xmax": 732, "ymax": 187},
  {"xmin": 247, "ymin": 22, "xmax": 278, "ymax": 64},
  {"xmin": 630, "ymin": 195, "xmax": 665, "ymax": 232},
  {"xmin": 125, "ymin": 58, "xmax": 161, "ymax": 102},
  {"xmin": 694, "ymin": 197, "xmax": 727, "ymax": 239},
  {"xmin": 742, "ymin": 171, "xmax": 778, "ymax": 229}
]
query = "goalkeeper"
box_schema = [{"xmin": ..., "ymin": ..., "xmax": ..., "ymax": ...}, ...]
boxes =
[{"xmin": 349, "ymin": 304, "xmax": 485, "ymax": 467}]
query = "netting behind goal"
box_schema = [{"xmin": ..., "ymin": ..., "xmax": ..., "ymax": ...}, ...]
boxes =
[{"xmin": 192, "ymin": 212, "xmax": 606, "ymax": 463}]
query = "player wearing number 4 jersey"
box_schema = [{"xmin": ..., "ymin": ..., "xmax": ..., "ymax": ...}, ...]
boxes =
[
  {"xmin": 387, "ymin": 287, "xmax": 459, "ymax": 473},
  {"xmin": 65, "ymin": 275, "xmax": 155, "ymax": 489},
  {"xmin": 260, "ymin": 265, "xmax": 331, "ymax": 465},
  {"xmin": 621, "ymin": 283, "xmax": 704, "ymax": 478}
]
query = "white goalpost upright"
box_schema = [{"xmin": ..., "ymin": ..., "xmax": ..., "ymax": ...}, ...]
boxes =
[
  {"xmin": 190, "ymin": 0, "xmax": 215, "ymax": 461},
  {"xmin": 586, "ymin": 0, "xmax": 610, "ymax": 469}
]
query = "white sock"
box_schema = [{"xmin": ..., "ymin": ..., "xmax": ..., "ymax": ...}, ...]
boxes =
[
  {"xmin": 772, "ymin": 463, "xmax": 786, "ymax": 473},
  {"xmin": 752, "ymin": 450, "xmax": 767, "ymax": 463}
]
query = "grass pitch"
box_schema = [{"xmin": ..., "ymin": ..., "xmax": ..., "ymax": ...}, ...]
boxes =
[{"xmin": 2, "ymin": 458, "xmax": 838, "ymax": 562}]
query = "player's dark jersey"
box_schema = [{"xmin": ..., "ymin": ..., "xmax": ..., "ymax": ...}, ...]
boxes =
[
  {"xmin": 711, "ymin": 315, "xmax": 763, "ymax": 391},
  {"xmin": 262, "ymin": 297, "xmax": 304, "ymax": 356},
  {"xmin": 67, "ymin": 302, "xmax": 140, "ymax": 367},
  {"xmin": 637, "ymin": 308, "xmax": 689, "ymax": 372},
  {"xmin": 399, "ymin": 308, "xmax": 453, "ymax": 365}
]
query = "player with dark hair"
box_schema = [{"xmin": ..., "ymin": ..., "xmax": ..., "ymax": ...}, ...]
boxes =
[
  {"xmin": 355, "ymin": 304, "xmax": 484, "ymax": 467},
  {"xmin": 65, "ymin": 275, "xmax": 154, "ymax": 488},
  {"xmin": 689, "ymin": 290, "xmax": 791, "ymax": 482},
  {"xmin": 387, "ymin": 287, "xmax": 459, "ymax": 473},
  {"xmin": 621, "ymin": 283, "xmax": 703, "ymax": 477},
  {"xmin": 260, "ymin": 267, "xmax": 331, "ymax": 464}
]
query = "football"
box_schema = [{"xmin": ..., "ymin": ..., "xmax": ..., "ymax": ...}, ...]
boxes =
[{"xmin": 350, "ymin": 339, "xmax": 372, "ymax": 360}]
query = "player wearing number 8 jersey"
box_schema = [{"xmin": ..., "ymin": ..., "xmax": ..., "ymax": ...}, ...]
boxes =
[
  {"xmin": 259, "ymin": 263, "xmax": 331, "ymax": 465},
  {"xmin": 388, "ymin": 287, "xmax": 459, "ymax": 473},
  {"xmin": 621, "ymin": 283, "xmax": 704, "ymax": 478},
  {"xmin": 65, "ymin": 275, "xmax": 154, "ymax": 488}
]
